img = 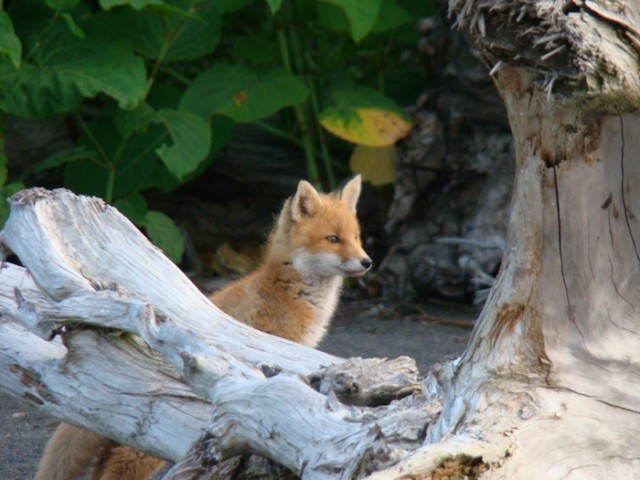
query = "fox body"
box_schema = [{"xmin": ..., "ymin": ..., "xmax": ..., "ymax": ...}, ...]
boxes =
[{"xmin": 35, "ymin": 176, "xmax": 371, "ymax": 480}]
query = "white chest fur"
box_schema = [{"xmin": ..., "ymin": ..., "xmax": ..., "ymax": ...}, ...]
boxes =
[{"xmin": 297, "ymin": 275, "xmax": 343, "ymax": 347}]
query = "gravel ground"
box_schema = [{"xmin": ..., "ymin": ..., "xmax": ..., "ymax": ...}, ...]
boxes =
[{"xmin": 0, "ymin": 301, "xmax": 476, "ymax": 480}]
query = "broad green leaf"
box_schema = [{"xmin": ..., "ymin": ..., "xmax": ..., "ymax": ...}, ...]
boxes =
[
  {"xmin": 0, "ymin": 28, "xmax": 146, "ymax": 118},
  {"xmin": 46, "ymin": 0, "xmax": 82, "ymax": 9},
  {"xmin": 100, "ymin": 0, "xmax": 166, "ymax": 10},
  {"xmin": 115, "ymin": 102, "xmax": 159, "ymax": 138},
  {"xmin": 114, "ymin": 192, "xmax": 148, "ymax": 225},
  {"xmin": 154, "ymin": 115, "xmax": 235, "ymax": 191},
  {"xmin": 155, "ymin": 109, "xmax": 212, "ymax": 179},
  {"xmin": 265, "ymin": 0, "xmax": 283, "ymax": 14},
  {"xmin": 315, "ymin": 3, "xmax": 350, "ymax": 34},
  {"xmin": 319, "ymin": 87, "xmax": 412, "ymax": 147},
  {"xmin": 0, "ymin": 12, "xmax": 22, "ymax": 68},
  {"xmin": 371, "ymin": 0, "xmax": 413, "ymax": 34},
  {"xmin": 319, "ymin": 0, "xmax": 381, "ymax": 42},
  {"xmin": 180, "ymin": 64, "xmax": 309, "ymax": 122},
  {"xmin": 113, "ymin": 2, "xmax": 221, "ymax": 62},
  {"xmin": 349, "ymin": 145, "xmax": 395, "ymax": 185},
  {"xmin": 144, "ymin": 210, "xmax": 184, "ymax": 263}
]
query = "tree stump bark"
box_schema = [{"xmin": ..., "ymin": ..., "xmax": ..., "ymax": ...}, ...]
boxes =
[{"xmin": 374, "ymin": 1, "xmax": 640, "ymax": 477}]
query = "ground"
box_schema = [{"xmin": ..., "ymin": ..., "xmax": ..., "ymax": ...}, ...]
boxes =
[{"xmin": 0, "ymin": 300, "xmax": 476, "ymax": 479}]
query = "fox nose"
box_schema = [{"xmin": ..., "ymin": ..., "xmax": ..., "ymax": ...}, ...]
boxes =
[{"xmin": 361, "ymin": 258, "xmax": 372, "ymax": 270}]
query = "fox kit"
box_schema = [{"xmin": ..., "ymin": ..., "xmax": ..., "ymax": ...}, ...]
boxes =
[{"xmin": 36, "ymin": 175, "xmax": 371, "ymax": 480}]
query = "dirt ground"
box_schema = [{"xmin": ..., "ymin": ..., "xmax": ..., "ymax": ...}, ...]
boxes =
[{"xmin": 0, "ymin": 300, "xmax": 477, "ymax": 480}]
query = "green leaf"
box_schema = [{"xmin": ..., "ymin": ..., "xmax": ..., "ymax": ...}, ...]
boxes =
[
  {"xmin": 100, "ymin": 0, "xmax": 166, "ymax": 10},
  {"xmin": 329, "ymin": 87, "xmax": 410, "ymax": 113},
  {"xmin": 371, "ymin": 0, "xmax": 413, "ymax": 34},
  {"xmin": 0, "ymin": 12, "xmax": 22, "ymax": 68},
  {"xmin": 115, "ymin": 102, "xmax": 159, "ymax": 138},
  {"xmin": 46, "ymin": 0, "xmax": 82, "ymax": 9},
  {"xmin": 144, "ymin": 210, "xmax": 184, "ymax": 263},
  {"xmin": 265, "ymin": 0, "xmax": 283, "ymax": 14},
  {"xmin": 319, "ymin": 0, "xmax": 382, "ymax": 42},
  {"xmin": 155, "ymin": 109, "xmax": 212, "ymax": 179},
  {"xmin": 154, "ymin": 115, "xmax": 235, "ymax": 191},
  {"xmin": 114, "ymin": 192, "xmax": 148, "ymax": 225},
  {"xmin": 315, "ymin": 3, "xmax": 350, "ymax": 35},
  {"xmin": 113, "ymin": 1, "xmax": 221, "ymax": 62},
  {"xmin": 180, "ymin": 64, "xmax": 309, "ymax": 122},
  {"xmin": 0, "ymin": 23, "xmax": 146, "ymax": 118}
]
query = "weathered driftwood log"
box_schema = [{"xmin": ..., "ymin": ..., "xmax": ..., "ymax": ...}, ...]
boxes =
[{"xmin": 0, "ymin": 188, "xmax": 430, "ymax": 479}]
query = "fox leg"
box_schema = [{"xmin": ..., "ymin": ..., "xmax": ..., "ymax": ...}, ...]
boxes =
[
  {"xmin": 90, "ymin": 445, "xmax": 165, "ymax": 480},
  {"xmin": 35, "ymin": 423, "xmax": 114, "ymax": 480}
]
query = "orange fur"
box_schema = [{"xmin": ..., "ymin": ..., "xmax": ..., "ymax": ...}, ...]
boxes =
[{"xmin": 35, "ymin": 177, "xmax": 370, "ymax": 480}]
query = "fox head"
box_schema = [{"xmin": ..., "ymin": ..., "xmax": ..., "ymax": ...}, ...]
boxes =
[{"xmin": 271, "ymin": 175, "xmax": 372, "ymax": 279}]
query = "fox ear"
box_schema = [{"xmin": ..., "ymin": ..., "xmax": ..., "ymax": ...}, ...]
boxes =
[
  {"xmin": 290, "ymin": 180, "xmax": 322, "ymax": 221},
  {"xmin": 339, "ymin": 174, "xmax": 362, "ymax": 213}
]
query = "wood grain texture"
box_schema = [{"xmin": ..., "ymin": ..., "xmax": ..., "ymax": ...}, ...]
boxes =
[{"xmin": 0, "ymin": 189, "xmax": 430, "ymax": 479}]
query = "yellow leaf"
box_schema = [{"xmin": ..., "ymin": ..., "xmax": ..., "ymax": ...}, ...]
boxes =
[
  {"xmin": 350, "ymin": 145, "xmax": 396, "ymax": 186},
  {"xmin": 321, "ymin": 107, "xmax": 412, "ymax": 147}
]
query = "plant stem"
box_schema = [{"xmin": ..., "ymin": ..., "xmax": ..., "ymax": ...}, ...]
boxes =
[
  {"xmin": 144, "ymin": 10, "xmax": 192, "ymax": 99},
  {"xmin": 104, "ymin": 167, "xmax": 116, "ymax": 204},
  {"xmin": 276, "ymin": 10, "xmax": 320, "ymax": 186},
  {"xmin": 25, "ymin": 8, "xmax": 61, "ymax": 62},
  {"xmin": 75, "ymin": 114, "xmax": 111, "ymax": 170},
  {"xmin": 145, "ymin": 40, "xmax": 175, "ymax": 99},
  {"xmin": 305, "ymin": 67, "xmax": 336, "ymax": 188},
  {"xmin": 288, "ymin": 22, "xmax": 336, "ymax": 189},
  {"xmin": 74, "ymin": 115, "xmax": 116, "ymax": 202},
  {"xmin": 159, "ymin": 65, "xmax": 192, "ymax": 86}
]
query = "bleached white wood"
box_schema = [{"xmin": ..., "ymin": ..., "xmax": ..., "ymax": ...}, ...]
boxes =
[
  {"xmin": 0, "ymin": 265, "xmax": 212, "ymax": 461},
  {"xmin": 1, "ymin": 189, "xmax": 339, "ymax": 379},
  {"xmin": 0, "ymin": 190, "xmax": 430, "ymax": 478}
]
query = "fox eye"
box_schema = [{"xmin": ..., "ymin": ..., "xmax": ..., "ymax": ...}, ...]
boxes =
[{"xmin": 326, "ymin": 235, "xmax": 341, "ymax": 244}]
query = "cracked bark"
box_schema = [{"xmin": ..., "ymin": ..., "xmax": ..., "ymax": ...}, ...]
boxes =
[
  {"xmin": 618, "ymin": 113, "xmax": 640, "ymax": 263},
  {"xmin": 374, "ymin": 1, "xmax": 640, "ymax": 478},
  {"xmin": 552, "ymin": 164, "xmax": 583, "ymax": 343}
]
